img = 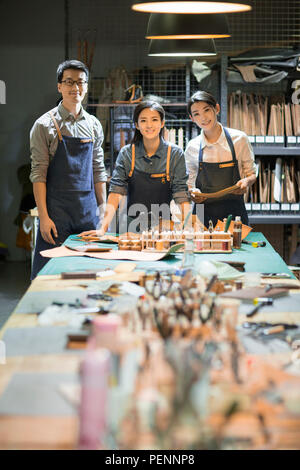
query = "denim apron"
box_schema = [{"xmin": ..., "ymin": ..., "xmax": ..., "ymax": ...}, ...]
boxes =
[
  {"xmin": 193, "ymin": 127, "xmax": 248, "ymax": 227},
  {"xmin": 31, "ymin": 112, "xmax": 98, "ymax": 279},
  {"xmin": 126, "ymin": 143, "xmax": 173, "ymax": 232}
]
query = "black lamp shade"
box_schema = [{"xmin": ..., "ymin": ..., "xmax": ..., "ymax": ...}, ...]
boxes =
[
  {"xmin": 148, "ymin": 38, "xmax": 217, "ymax": 56},
  {"xmin": 146, "ymin": 13, "xmax": 230, "ymax": 39}
]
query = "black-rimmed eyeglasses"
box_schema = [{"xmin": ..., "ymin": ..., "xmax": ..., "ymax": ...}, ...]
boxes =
[{"xmin": 61, "ymin": 79, "xmax": 87, "ymax": 87}]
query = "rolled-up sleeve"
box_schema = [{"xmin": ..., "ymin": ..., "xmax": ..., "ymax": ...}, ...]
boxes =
[
  {"xmin": 171, "ymin": 148, "xmax": 190, "ymax": 204},
  {"xmin": 92, "ymin": 117, "xmax": 107, "ymax": 183},
  {"xmin": 237, "ymin": 132, "xmax": 258, "ymax": 178},
  {"xmin": 109, "ymin": 146, "xmax": 131, "ymax": 195},
  {"xmin": 184, "ymin": 140, "xmax": 199, "ymax": 189},
  {"xmin": 29, "ymin": 121, "xmax": 50, "ymax": 183}
]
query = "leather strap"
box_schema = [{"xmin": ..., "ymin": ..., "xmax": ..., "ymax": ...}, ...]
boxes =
[
  {"xmin": 49, "ymin": 111, "xmax": 63, "ymax": 142},
  {"xmin": 129, "ymin": 143, "xmax": 171, "ymax": 179},
  {"xmin": 166, "ymin": 145, "xmax": 171, "ymax": 182},
  {"xmin": 129, "ymin": 144, "xmax": 135, "ymax": 177},
  {"xmin": 49, "ymin": 110, "xmax": 94, "ymax": 143},
  {"xmin": 86, "ymin": 115, "xmax": 94, "ymax": 142}
]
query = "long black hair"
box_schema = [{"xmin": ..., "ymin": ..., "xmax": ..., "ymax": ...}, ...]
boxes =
[
  {"xmin": 187, "ymin": 90, "xmax": 218, "ymax": 116},
  {"xmin": 131, "ymin": 100, "xmax": 165, "ymax": 144}
]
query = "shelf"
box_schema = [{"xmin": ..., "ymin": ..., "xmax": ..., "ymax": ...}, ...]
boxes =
[
  {"xmin": 249, "ymin": 214, "xmax": 300, "ymax": 224},
  {"xmin": 87, "ymin": 102, "xmax": 187, "ymax": 108},
  {"xmin": 253, "ymin": 147, "xmax": 300, "ymax": 156}
]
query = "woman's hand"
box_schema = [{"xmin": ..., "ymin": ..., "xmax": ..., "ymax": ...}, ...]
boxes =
[
  {"xmin": 190, "ymin": 188, "xmax": 207, "ymax": 203},
  {"xmin": 78, "ymin": 228, "xmax": 105, "ymax": 238},
  {"xmin": 233, "ymin": 178, "xmax": 249, "ymax": 195}
]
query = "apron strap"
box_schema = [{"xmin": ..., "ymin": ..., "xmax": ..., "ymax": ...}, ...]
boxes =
[
  {"xmin": 129, "ymin": 143, "xmax": 171, "ymax": 180},
  {"xmin": 198, "ymin": 127, "xmax": 237, "ymax": 165},
  {"xmin": 50, "ymin": 110, "xmax": 95, "ymax": 143},
  {"xmin": 85, "ymin": 114, "xmax": 95, "ymax": 142},
  {"xmin": 223, "ymin": 127, "xmax": 237, "ymax": 162},
  {"xmin": 49, "ymin": 111, "xmax": 63, "ymax": 142},
  {"xmin": 198, "ymin": 132, "xmax": 204, "ymax": 164},
  {"xmin": 129, "ymin": 144, "xmax": 135, "ymax": 177},
  {"xmin": 166, "ymin": 145, "xmax": 171, "ymax": 182}
]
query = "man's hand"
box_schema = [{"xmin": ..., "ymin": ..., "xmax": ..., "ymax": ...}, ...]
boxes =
[{"xmin": 39, "ymin": 216, "xmax": 58, "ymax": 244}]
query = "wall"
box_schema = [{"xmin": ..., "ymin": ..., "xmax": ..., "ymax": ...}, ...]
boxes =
[
  {"xmin": 0, "ymin": 0, "xmax": 299, "ymax": 260},
  {"xmin": 0, "ymin": 0, "xmax": 65, "ymax": 260},
  {"xmin": 0, "ymin": 0, "xmax": 181, "ymax": 261}
]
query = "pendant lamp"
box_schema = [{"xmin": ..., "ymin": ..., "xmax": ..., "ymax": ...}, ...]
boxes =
[
  {"xmin": 146, "ymin": 12, "xmax": 230, "ymax": 39},
  {"xmin": 132, "ymin": 1, "xmax": 251, "ymax": 14},
  {"xmin": 148, "ymin": 38, "xmax": 217, "ymax": 56}
]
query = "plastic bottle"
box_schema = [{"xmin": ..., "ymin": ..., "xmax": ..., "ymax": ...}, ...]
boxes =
[
  {"xmin": 181, "ymin": 231, "xmax": 195, "ymax": 270},
  {"xmin": 90, "ymin": 314, "xmax": 121, "ymax": 351},
  {"xmin": 233, "ymin": 216, "xmax": 242, "ymax": 249},
  {"xmin": 78, "ymin": 348, "xmax": 111, "ymax": 450}
]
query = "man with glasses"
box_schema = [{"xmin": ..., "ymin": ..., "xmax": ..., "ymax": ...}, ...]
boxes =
[{"xmin": 30, "ymin": 60, "xmax": 107, "ymax": 279}]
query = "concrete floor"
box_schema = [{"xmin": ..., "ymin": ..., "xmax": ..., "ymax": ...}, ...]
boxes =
[{"xmin": 0, "ymin": 260, "xmax": 31, "ymax": 330}]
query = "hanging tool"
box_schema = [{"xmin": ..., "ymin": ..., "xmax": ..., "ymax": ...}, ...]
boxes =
[
  {"xmin": 77, "ymin": 30, "xmax": 82, "ymax": 61},
  {"xmin": 87, "ymin": 29, "xmax": 97, "ymax": 71},
  {"xmin": 83, "ymin": 30, "xmax": 90, "ymax": 65}
]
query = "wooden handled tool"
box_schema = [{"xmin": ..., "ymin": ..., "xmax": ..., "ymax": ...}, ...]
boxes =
[{"xmin": 87, "ymin": 30, "xmax": 97, "ymax": 71}]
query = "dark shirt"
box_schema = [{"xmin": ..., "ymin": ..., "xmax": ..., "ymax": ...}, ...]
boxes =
[{"xmin": 109, "ymin": 138, "xmax": 189, "ymax": 204}]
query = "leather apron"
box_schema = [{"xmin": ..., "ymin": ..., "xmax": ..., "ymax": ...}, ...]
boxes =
[
  {"xmin": 31, "ymin": 112, "xmax": 99, "ymax": 279},
  {"xmin": 126, "ymin": 143, "xmax": 172, "ymax": 232},
  {"xmin": 193, "ymin": 127, "xmax": 249, "ymax": 227}
]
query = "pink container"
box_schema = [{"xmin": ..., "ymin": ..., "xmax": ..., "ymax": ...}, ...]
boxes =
[
  {"xmin": 87, "ymin": 314, "xmax": 122, "ymax": 351},
  {"xmin": 78, "ymin": 348, "xmax": 110, "ymax": 450}
]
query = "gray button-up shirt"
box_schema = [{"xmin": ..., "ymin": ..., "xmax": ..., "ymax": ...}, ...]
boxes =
[
  {"xmin": 109, "ymin": 138, "xmax": 189, "ymax": 204},
  {"xmin": 30, "ymin": 102, "xmax": 107, "ymax": 184}
]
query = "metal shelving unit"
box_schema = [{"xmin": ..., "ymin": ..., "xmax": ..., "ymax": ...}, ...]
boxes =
[
  {"xmin": 249, "ymin": 214, "xmax": 300, "ymax": 224},
  {"xmin": 88, "ymin": 64, "xmax": 197, "ymax": 173},
  {"xmin": 88, "ymin": 58, "xmax": 300, "ymax": 228},
  {"xmin": 218, "ymin": 54, "xmax": 300, "ymax": 227},
  {"xmin": 253, "ymin": 147, "xmax": 300, "ymax": 156}
]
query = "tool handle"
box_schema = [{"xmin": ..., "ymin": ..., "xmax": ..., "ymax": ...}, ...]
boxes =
[
  {"xmin": 224, "ymin": 214, "xmax": 232, "ymax": 232},
  {"xmin": 246, "ymin": 303, "xmax": 261, "ymax": 318}
]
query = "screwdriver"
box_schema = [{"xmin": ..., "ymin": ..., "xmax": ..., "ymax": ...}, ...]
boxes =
[
  {"xmin": 242, "ymin": 240, "xmax": 266, "ymax": 248},
  {"xmin": 246, "ymin": 297, "xmax": 273, "ymax": 318}
]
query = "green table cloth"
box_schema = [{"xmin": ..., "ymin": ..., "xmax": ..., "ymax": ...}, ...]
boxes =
[{"xmin": 38, "ymin": 232, "xmax": 293, "ymax": 278}]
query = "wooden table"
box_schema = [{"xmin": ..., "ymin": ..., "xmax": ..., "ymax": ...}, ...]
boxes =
[{"xmin": 0, "ymin": 235, "xmax": 300, "ymax": 450}]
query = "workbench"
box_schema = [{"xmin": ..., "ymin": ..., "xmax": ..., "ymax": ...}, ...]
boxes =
[
  {"xmin": 0, "ymin": 232, "xmax": 299, "ymax": 450},
  {"xmin": 38, "ymin": 232, "xmax": 293, "ymax": 278}
]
